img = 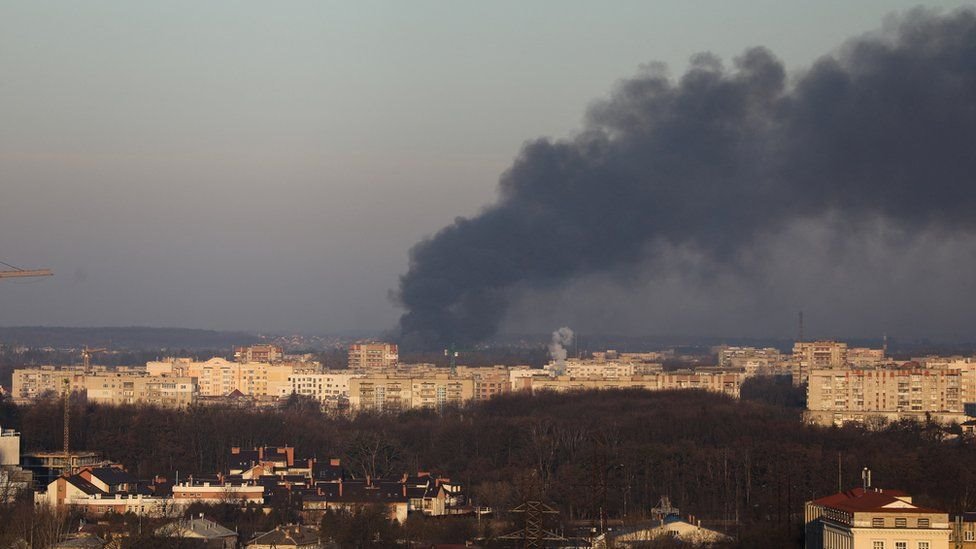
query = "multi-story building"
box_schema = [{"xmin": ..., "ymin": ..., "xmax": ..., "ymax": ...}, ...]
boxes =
[
  {"xmin": 348, "ymin": 373, "xmax": 474, "ymax": 412},
  {"xmin": 284, "ymin": 372, "xmax": 362, "ymax": 403},
  {"xmin": 717, "ymin": 346, "xmax": 783, "ymax": 367},
  {"xmin": 805, "ymin": 366, "xmax": 967, "ymax": 426},
  {"xmin": 150, "ymin": 357, "xmax": 300, "ymax": 398},
  {"xmin": 793, "ymin": 341, "xmax": 850, "ymax": 385},
  {"xmin": 234, "ymin": 344, "xmax": 283, "ymax": 364},
  {"xmin": 805, "ymin": 486, "xmax": 950, "ymax": 549},
  {"xmin": 0, "ymin": 425, "xmax": 19, "ymax": 466},
  {"xmin": 528, "ymin": 372, "xmax": 744, "ymax": 398},
  {"xmin": 472, "ymin": 371, "xmax": 511, "ymax": 401},
  {"xmin": 848, "ymin": 348, "xmax": 887, "ymax": 368},
  {"xmin": 348, "ymin": 343, "xmax": 398, "ymax": 370},
  {"xmin": 557, "ymin": 360, "xmax": 636, "ymax": 379},
  {"xmin": 84, "ymin": 373, "xmax": 197, "ymax": 408},
  {"xmin": 10, "ymin": 367, "xmax": 87, "ymax": 404}
]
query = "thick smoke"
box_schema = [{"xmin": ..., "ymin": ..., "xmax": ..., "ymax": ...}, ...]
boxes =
[
  {"xmin": 397, "ymin": 9, "xmax": 976, "ymax": 350},
  {"xmin": 548, "ymin": 327, "xmax": 574, "ymax": 374}
]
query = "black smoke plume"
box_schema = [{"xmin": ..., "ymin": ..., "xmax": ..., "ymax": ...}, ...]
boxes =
[{"xmin": 396, "ymin": 9, "xmax": 976, "ymax": 350}]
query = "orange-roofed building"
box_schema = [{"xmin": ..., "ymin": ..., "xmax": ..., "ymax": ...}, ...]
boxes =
[{"xmin": 805, "ymin": 486, "xmax": 950, "ymax": 549}]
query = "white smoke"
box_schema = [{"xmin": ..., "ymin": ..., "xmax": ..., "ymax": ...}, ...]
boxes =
[{"xmin": 548, "ymin": 327, "xmax": 574, "ymax": 375}]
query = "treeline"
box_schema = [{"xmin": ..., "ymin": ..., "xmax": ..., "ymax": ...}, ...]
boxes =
[{"xmin": 2, "ymin": 383, "xmax": 976, "ymax": 547}]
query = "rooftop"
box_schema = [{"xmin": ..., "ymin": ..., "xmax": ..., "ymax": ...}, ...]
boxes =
[{"xmin": 812, "ymin": 487, "xmax": 941, "ymax": 514}]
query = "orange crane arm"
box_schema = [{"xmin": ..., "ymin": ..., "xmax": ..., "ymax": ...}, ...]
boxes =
[{"xmin": 0, "ymin": 268, "xmax": 53, "ymax": 279}]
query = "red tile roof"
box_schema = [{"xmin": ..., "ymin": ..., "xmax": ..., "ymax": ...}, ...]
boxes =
[{"xmin": 812, "ymin": 487, "xmax": 940, "ymax": 514}]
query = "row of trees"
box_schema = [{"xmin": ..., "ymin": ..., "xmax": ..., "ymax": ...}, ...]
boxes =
[{"xmin": 2, "ymin": 379, "xmax": 975, "ymax": 547}]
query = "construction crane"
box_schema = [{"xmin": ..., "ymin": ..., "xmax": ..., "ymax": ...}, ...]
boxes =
[
  {"xmin": 443, "ymin": 343, "xmax": 472, "ymax": 376},
  {"xmin": 0, "ymin": 260, "xmax": 52, "ymax": 280},
  {"xmin": 81, "ymin": 346, "xmax": 106, "ymax": 375},
  {"xmin": 63, "ymin": 347, "xmax": 106, "ymax": 472}
]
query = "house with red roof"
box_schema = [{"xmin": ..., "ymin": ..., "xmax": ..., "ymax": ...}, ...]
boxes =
[{"xmin": 805, "ymin": 485, "xmax": 950, "ymax": 549}]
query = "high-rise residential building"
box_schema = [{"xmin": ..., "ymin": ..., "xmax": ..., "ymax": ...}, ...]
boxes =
[
  {"xmin": 149, "ymin": 357, "xmax": 300, "ymax": 398},
  {"xmin": 805, "ymin": 366, "xmax": 966, "ymax": 426},
  {"xmin": 348, "ymin": 342, "xmax": 399, "ymax": 370},
  {"xmin": 284, "ymin": 372, "xmax": 362, "ymax": 403},
  {"xmin": 11, "ymin": 367, "xmax": 87, "ymax": 404},
  {"xmin": 805, "ymin": 486, "xmax": 949, "ymax": 549},
  {"xmin": 793, "ymin": 341, "xmax": 849, "ymax": 385},
  {"xmin": 84, "ymin": 373, "xmax": 197, "ymax": 408},
  {"xmin": 348, "ymin": 373, "xmax": 474, "ymax": 412},
  {"xmin": 234, "ymin": 344, "xmax": 283, "ymax": 364}
]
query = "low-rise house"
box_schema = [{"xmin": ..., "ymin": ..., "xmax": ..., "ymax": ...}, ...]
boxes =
[
  {"xmin": 38, "ymin": 473, "xmax": 175, "ymax": 517},
  {"xmin": 302, "ymin": 479, "xmax": 409, "ymax": 523},
  {"xmin": 155, "ymin": 516, "xmax": 238, "ymax": 549},
  {"xmin": 247, "ymin": 525, "xmax": 321, "ymax": 549}
]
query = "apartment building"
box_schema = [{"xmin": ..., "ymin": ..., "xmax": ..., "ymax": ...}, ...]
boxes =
[
  {"xmin": 557, "ymin": 360, "xmax": 636, "ymax": 379},
  {"xmin": 10, "ymin": 367, "xmax": 87, "ymax": 404},
  {"xmin": 805, "ymin": 486, "xmax": 950, "ymax": 549},
  {"xmin": 284, "ymin": 372, "xmax": 362, "ymax": 402},
  {"xmin": 149, "ymin": 357, "xmax": 299, "ymax": 398},
  {"xmin": 528, "ymin": 372, "xmax": 744, "ymax": 398},
  {"xmin": 348, "ymin": 342, "xmax": 398, "ymax": 370},
  {"xmin": 472, "ymin": 371, "xmax": 511, "ymax": 401},
  {"xmin": 793, "ymin": 341, "xmax": 850, "ymax": 384},
  {"xmin": 805, "ymin": 367, "xmax": 967, "ymax": 426},
  {"xmin": 849, "ymin": 348, "xmax": 888, "ymax": 368},
  {"xmin": 84, "ymin": 373, "xmax": 197, "ymax": 408},
  {"xmin": 717, "ymin": 346, "xmax": 783, "ymax": 367},
  {"xmin": 234, "ymin": 344, "xmax": 283, "ymax": 363},
  {"xmin": 348, "ymin": 374, "xmax": 474, "ymax": 412}
]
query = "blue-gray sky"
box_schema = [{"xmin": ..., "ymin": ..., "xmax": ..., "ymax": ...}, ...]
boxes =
[{"xmin": 3, "ymin": 1, "xmax": 975, "ymax": 338}]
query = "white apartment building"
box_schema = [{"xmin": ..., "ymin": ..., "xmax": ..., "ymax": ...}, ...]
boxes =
[
  {"xmin": 555, "ymin": 360, "xmax": 636, "ymax": 379},
  {"xmin": 283, "ymin": 372, "xmax": 362, "ymax": 402}
]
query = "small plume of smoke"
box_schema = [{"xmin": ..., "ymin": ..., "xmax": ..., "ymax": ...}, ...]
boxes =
[{"xmin": 548, "ymin": 327, "xmax": 574, "ymax": 375}]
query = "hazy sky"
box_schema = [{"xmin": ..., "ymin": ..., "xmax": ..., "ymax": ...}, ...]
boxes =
[{"xmin": 3, "ymin": 1, "xmax": 975, "ymax": 337}]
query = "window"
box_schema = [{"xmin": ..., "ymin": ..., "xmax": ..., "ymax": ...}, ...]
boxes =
[
  {"xmin": 917, "ymin": 518, "xmax": 929, "ymax": 528},
  {"xmin": 873, "ymin": 542, "xmax": 885, "ymax": 549},
  {"xmin": 894, "ymin": 543, "xmax": 906, "ymax": 549},
  {"xmin": 966, "ymin": 531, "xmax": 975, "ymax": 541},
  {"xmin": 873, "ymin": 517, "xmax": 885, "ymax": 527},
  {"xmin": 918, "ymin": 542, "xmax": 929, "ymax": 549},
  {"xmin": 895, "ymin": 517, "xmax": 907, "ymax": 528}
]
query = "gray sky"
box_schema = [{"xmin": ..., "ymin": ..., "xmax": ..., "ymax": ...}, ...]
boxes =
[{"xmin": 3, "ymin": 1, "xmax": 974, "ymax": 337}]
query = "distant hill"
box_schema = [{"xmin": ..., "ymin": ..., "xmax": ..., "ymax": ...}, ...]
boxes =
[{"xmin": 0, "ymin": 326, "xmax": 260, "ymax": 350}]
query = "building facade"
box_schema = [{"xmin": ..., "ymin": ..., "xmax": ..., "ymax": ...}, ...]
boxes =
[
  {"xmin": 234, "ymin": 344, "xmax": 283, "ymax": 363},
  {"xmin": 348, "ymin": 343, "xmax": 398, "ymax": 370},
  {"xmin": 805, "ymin": 486, "xmax": 949, "ymax": 549},
  {"xmin": 348, "ymin": 374, "xmax": 474, "ymax": 412},
  {"xmin": 84, "ymin": 373, "xmax": 197, "ymax": 408},
  {"xmin": 805, "ymin": 367, "xmax": 967, "ymax": 426}
]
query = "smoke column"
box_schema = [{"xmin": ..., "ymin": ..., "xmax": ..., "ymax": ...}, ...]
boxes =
[
  {"xmin": 396, "ymin": 8, "xmax": 976, "ymax": 349},
  {"xmin": 548, "ymin": 327, "xmax": 574, "ymax": 374}
]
